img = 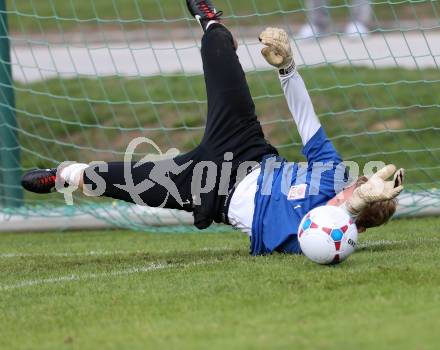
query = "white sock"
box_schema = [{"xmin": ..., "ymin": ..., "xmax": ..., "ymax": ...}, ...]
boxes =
[
  {"xmin": 206, "ymin": 20, "xmax": 220, "ymax": 31},
  {"xmin": 60, "ymin": 163, "xmax": 89, "ymax": 187}
]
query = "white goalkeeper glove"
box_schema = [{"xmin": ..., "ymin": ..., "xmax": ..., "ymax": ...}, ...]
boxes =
[
  {"xmin": 259, "ymin": 27, "xmax": 295, "ymax": 74},
  {"xmin": 346, "ymin": 164, "xmax": 405, "ymax": 216}
]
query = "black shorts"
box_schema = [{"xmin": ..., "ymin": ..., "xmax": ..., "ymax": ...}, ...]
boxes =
[{"xmin": 84, "ymin": 25, "xmax": 278, "ymax": 229}]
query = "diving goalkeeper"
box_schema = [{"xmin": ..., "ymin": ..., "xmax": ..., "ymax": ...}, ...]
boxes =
[{"xmin": 22, "ymin": 0, "xmax": 404, "ymax": 255}]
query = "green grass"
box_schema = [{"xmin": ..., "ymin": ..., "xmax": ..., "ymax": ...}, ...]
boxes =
[
  {"xmin": 6, "ymin": 0, "xmax": 440, "ymax": 33},
  {"xmin": 16, "ymin": 66, "xmax": 440, "ymax": 193},
  {"xmin": 1, "ymin": 217, "xmax": 440, "ymax": 349}
]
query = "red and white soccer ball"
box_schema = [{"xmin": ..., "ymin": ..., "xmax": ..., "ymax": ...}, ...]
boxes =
[{"xmin": 298, "ymin": 206, "xmax": 358, "ymax": 265}]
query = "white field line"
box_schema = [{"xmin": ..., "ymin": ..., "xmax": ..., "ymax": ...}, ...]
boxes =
[
  {"xmin": 0, "ymin": 250, "xmax": 139, "ymax": 258},
  {"xmin": 0, "ymin": 260, "xmax": 220, "ymax": 292},
  {"xmin": 0, "ymin": 247, "xmax": 235, "ymax": 259},
  {"xmin": 357, "ymin": 237, "xmax": 440, "ymax": 249},
  {"xmin": 1, "ymin": 237, "xmax": 439, "ymax": 259},
  {"xmin": 1, "ymin": 238, "xmax": 438, "ymax": 291}
]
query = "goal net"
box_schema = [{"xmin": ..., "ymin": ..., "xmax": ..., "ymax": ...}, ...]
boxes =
[{"xmin": 1, "ymin": 0, "xmax": 439, "ymax": 231}]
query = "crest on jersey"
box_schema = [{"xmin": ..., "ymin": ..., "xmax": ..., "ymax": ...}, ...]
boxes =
[{"xmin": 287, "ymin": 184, "xmax": 307, "ymax": 200}]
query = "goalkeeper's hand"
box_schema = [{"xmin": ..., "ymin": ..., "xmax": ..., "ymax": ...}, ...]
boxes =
[
  {"xmin": 259, "ymin": 27, "xmax": 295, "ymax": 71},
  {"xmin": 347, "ymin": 164, "xmax": 405, "ymax": 215}
]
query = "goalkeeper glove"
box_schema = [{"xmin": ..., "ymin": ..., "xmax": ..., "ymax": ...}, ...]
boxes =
[
  {"xmin": 346, "ymin": 164, "xmax": 405, "ymax": 216},
  {"xmin": 259, "ymin": 27, "xmax": 295, "ymax": 74}
]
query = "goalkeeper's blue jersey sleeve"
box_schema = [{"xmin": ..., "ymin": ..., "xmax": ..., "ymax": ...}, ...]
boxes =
[{"xmin": 250, "ymin": 127, "xmax": 344, "ymax": 255}]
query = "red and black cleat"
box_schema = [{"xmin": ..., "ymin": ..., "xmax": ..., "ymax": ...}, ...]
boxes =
[
  {"xmin": 21, "ymin": 168, "xmax": 59, "ymax": 194},
  {"xmin": 186, "ymin": 0, "xmax": 222, "ymax": 31}
]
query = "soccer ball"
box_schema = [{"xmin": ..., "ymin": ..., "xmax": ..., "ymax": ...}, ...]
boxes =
[{"xmin": 298, "ymin": 206, "xmax": 358, "ymax": 265}]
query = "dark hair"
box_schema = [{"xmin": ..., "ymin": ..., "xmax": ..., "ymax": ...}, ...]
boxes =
[{"xmin": 354, "ymin": 176, "xmax": 397, "ymax": 229}]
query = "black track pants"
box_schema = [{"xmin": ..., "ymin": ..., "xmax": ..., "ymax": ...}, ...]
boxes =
[{"xmin": 83, "ymin": 25, "xmax": 277, "ymax": 227}]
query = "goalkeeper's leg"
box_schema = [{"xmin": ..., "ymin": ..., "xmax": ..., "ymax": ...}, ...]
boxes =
[
  {"xmin": 81, "ymin": 153, "xmax": 197, "ymax": 210},
  {"xmin": 21, "ymin": 149, "xmax": 200, "ymax": 211},
  {"xmin": 187, "ymin": 1, "xmax": 277, "ymax": 160},
  {"xmin": 200, "ymin": 23, "xmax": 259, "ymax": 147}
]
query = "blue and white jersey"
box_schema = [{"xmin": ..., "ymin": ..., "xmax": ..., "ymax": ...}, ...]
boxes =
[
  {"xmin": 250, "ymin": 127, "xmax": 344, "ymax": 255},
  {"xmin": 228, "ymin": 70, "xmax": 346, "ymax": 255}
]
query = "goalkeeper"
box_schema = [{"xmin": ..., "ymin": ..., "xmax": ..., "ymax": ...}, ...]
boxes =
[{"xmin": 22, "ymin": 0, "xmax": 404, "ymax": 255}]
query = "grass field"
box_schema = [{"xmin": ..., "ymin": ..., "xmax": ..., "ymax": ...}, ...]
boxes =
[
  {"xmin": 7, "ymin": 0, "xmax": 439, "ymax": 33},
  {"xmin": 1, "ymin": 217, "xmax": 440, "ymax": 349}
]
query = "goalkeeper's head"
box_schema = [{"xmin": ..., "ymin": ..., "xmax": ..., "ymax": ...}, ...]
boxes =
[
  {"xmin": 352, "ymin": 176, "xmax": 397, "ymax": 231},
  {"xmin": 329, "ymin": 165, "xmax": 404, "ymax": 233}
]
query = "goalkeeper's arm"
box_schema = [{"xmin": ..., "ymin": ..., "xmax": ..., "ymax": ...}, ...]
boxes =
[
  {"xmin": 259, "ymin": 27, "xmax": 320, "ymax": 146},
  {"xmin": 259, "ymin": 27, "xmax": 405, "ymax": 222}
]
